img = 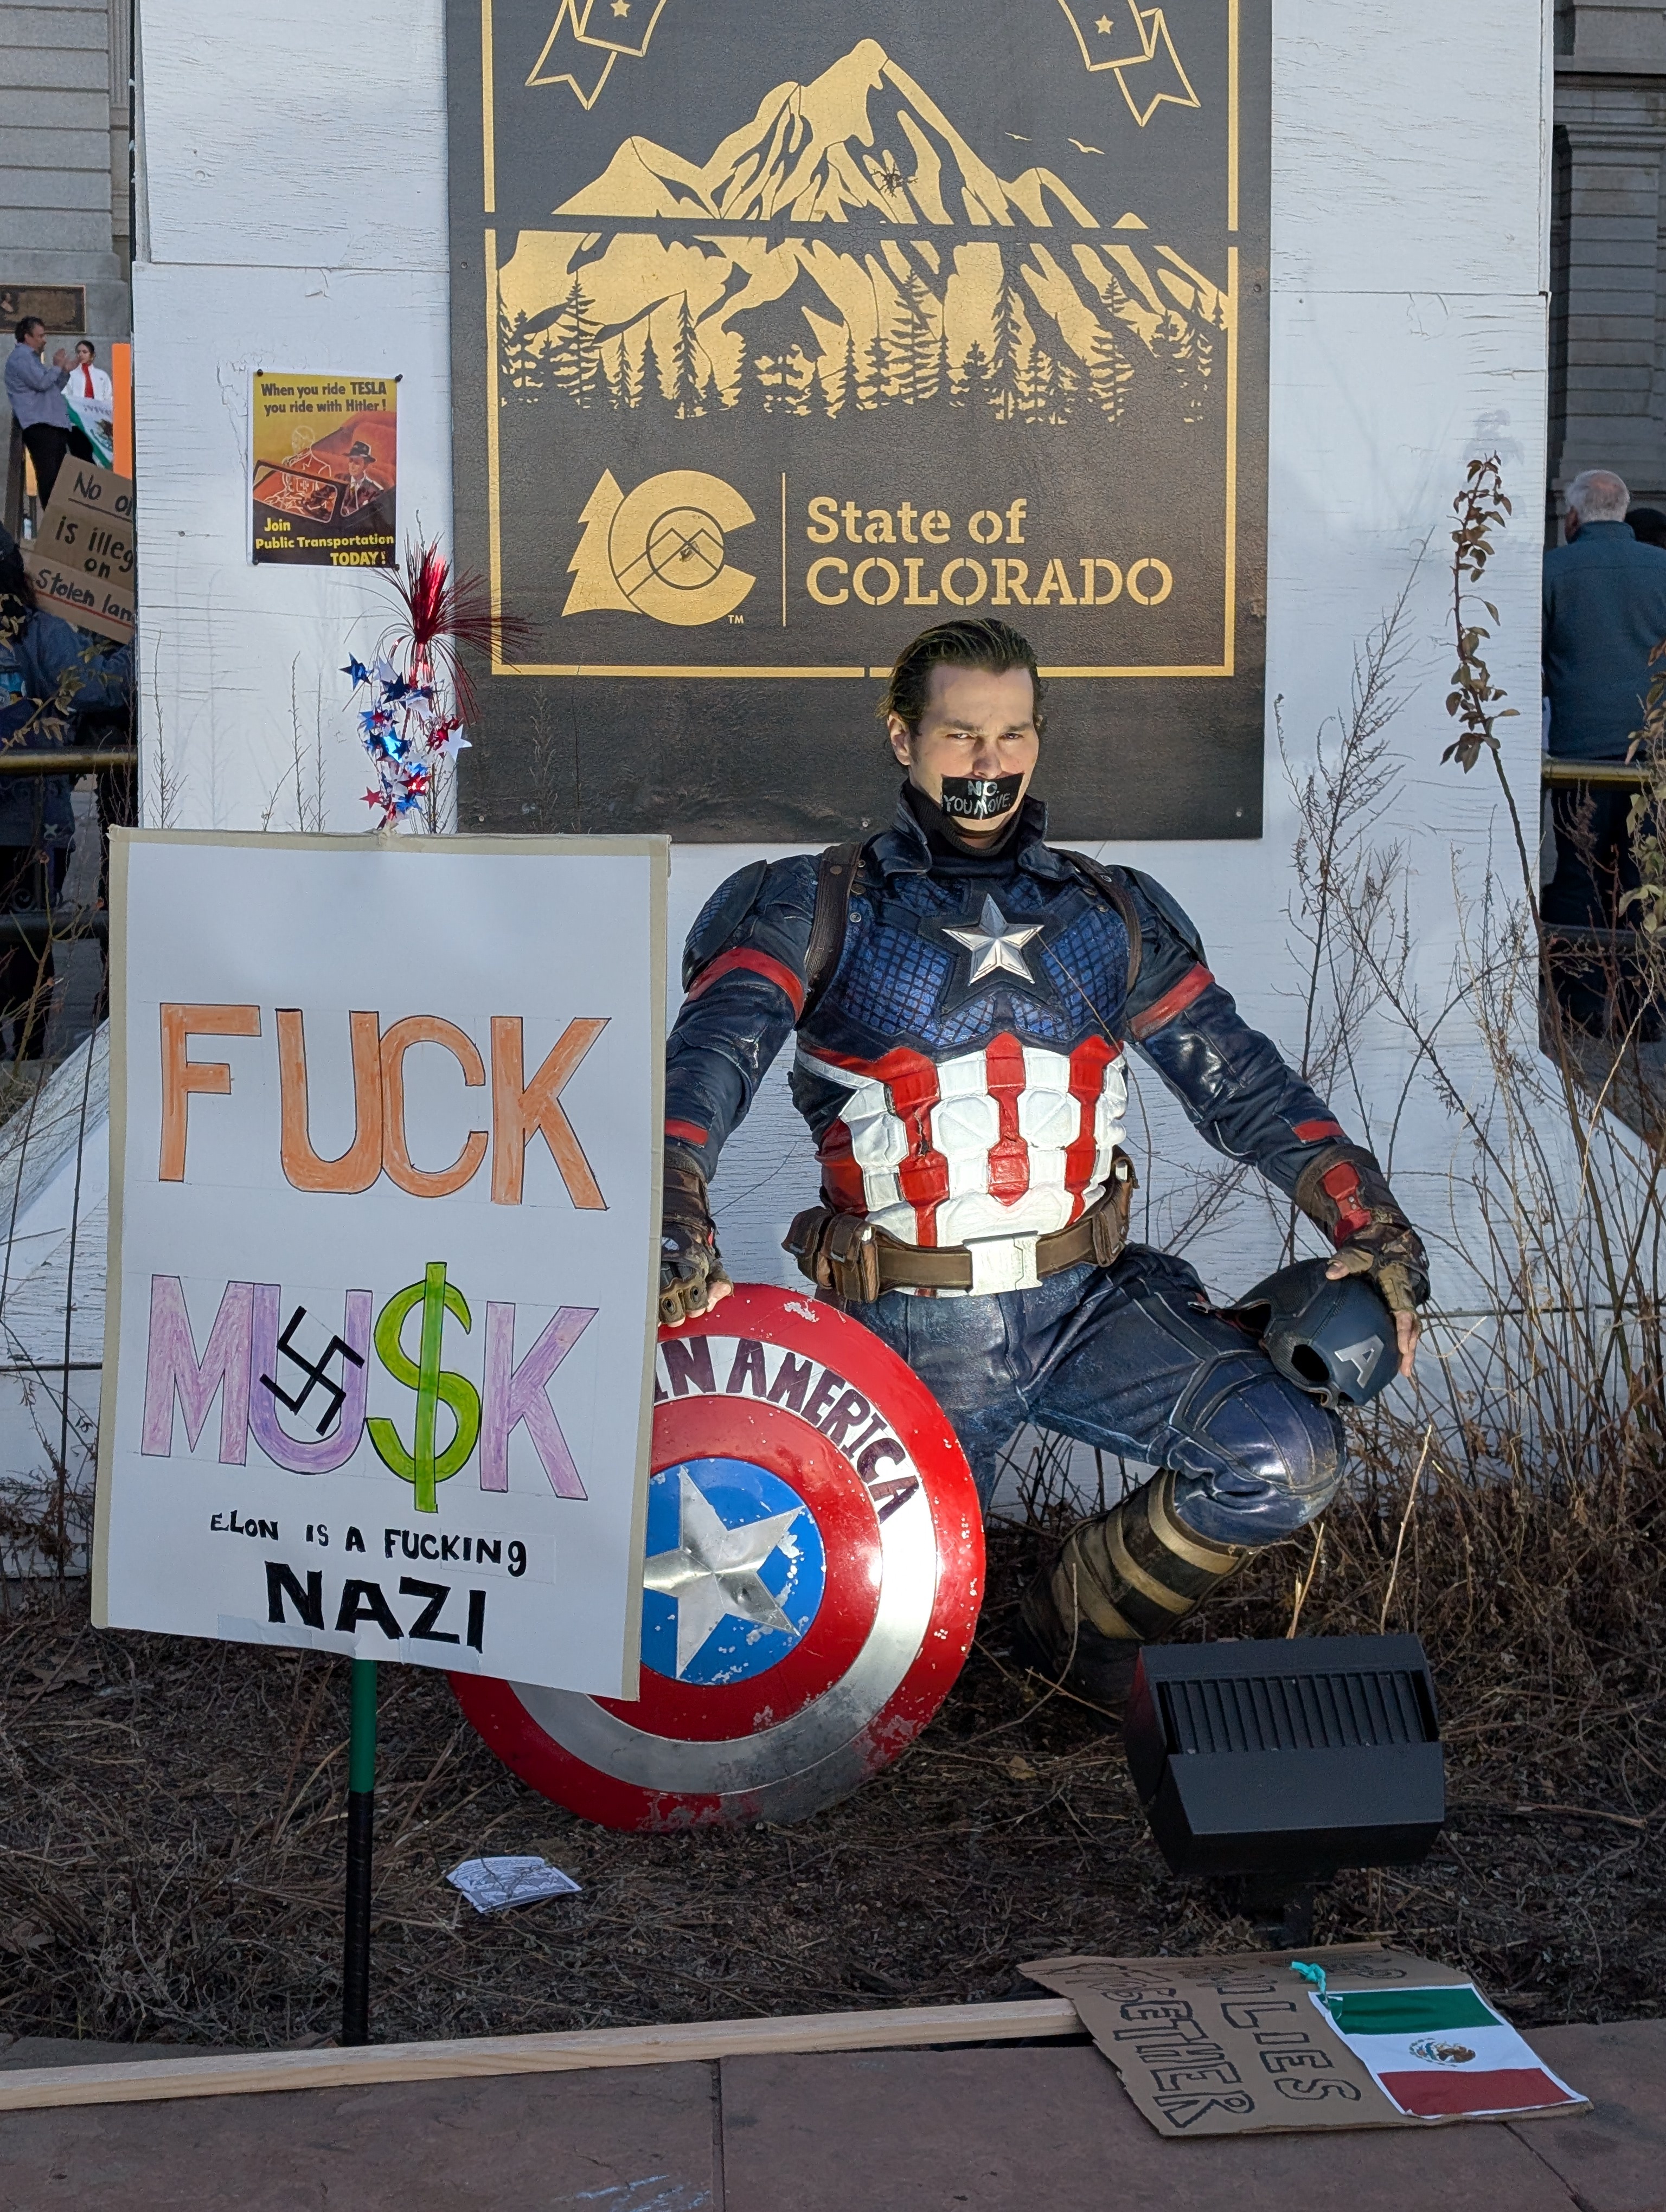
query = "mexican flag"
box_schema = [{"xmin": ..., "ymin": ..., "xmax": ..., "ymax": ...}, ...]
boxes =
[
  {"xmin": 62, "ymin": 381, "xmax": 112, "ymax": 471},
  {"xmin": 1311, "ymin": 1985, "xmax": 1583, "ymax": 2119}
]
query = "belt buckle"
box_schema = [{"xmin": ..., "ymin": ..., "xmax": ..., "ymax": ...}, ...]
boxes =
[{"xmin": 968, "ymin": 1233, "xmax": 1041, "ymax": 1295}]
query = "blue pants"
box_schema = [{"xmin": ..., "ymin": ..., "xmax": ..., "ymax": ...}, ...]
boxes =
[{"xmin": 854, "ymin": 1246, "xmax": 1344, "ymax": 1547}]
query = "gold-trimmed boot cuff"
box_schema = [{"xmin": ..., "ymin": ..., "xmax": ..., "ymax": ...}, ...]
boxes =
[{"xmin": 1029, "ymin": 1470, "xmax": 1251, "ymax": 1654}]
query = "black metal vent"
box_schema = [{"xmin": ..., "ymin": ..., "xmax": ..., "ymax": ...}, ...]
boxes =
[
  {"xmin": 1158, "ymin": 1667, "xmax": 1430, "ymax": 1757},
  {"xmin": 1123, "ymin": 1635, "xmax": 1445, "ymax": 1878}
]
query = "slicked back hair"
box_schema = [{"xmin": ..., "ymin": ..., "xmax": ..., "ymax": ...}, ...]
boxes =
[{"xmin": 879, "ymin": 618, "xmax": 1045, "ymax": 739}]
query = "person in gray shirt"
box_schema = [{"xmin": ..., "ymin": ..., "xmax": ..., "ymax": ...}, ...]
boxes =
[
  {"xmin": 1542, "ymin": 468, "xmax": 1666, "ymax": 1034},
  {"xmin": 4, "ymin": 316, "xmax": 92, "ymax": 509}
]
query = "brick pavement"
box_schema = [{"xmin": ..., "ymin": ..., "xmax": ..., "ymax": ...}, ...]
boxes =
[{"xmin": 0, "ymin": 2017, "xmax": 1658, "ymax": 2211}]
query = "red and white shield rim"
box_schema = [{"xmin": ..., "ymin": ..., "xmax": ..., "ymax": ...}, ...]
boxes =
[{"xmin": 452, "ymin": 1283, "xmax": 984, "ymax": 1830}]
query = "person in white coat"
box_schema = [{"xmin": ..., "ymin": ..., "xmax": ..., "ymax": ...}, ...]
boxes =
[{"xmin": 63, "ymin": 341, "xmax": 113, "ymax": 469}]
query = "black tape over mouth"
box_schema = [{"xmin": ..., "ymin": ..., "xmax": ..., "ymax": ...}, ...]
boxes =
[{"xmin": 939, "ymin": 773, "xmax": 1024, "ymax": 821}]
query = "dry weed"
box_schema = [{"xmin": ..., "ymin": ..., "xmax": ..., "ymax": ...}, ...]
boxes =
[{"xmin": 0, "ymin": 1433, "xmax": 1660, "ymax": 2055}]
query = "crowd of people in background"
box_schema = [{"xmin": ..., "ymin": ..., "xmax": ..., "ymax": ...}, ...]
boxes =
[
  {"xmin": 0, "ymin": 520, "xmax": 130, "ymax": 1068},
  {"xmin": 1, "ymin": 317, "xmax": 134, "ymax": 1077}
]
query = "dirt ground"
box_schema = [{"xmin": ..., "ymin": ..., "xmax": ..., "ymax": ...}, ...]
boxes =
[{"xmin": 1, "ymin": 1499, "xmax": 1662, "ymax": 2053}]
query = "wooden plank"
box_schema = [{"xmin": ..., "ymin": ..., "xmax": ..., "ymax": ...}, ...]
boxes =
[{"xmin": 0, "ymin": 1997, "xmax": 1084, "ymax": 2113}]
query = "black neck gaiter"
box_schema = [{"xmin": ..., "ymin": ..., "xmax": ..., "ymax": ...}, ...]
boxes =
[{"xmin": 903, "ymin": 781, "xmax": 1027, "ymax": 868}]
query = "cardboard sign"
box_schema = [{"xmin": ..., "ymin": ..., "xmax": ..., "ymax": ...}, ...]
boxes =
[
  {"xmin": 94, "ymin": 830, "xmax": 667, "ymax": 1696},
  {"xmin": 1021, "ymin": 1947, "xmax": 1589, "ymax": 2136},
  {"xmin": 23, "ymin": 460, "xmax": 136, "ymax": 644}
]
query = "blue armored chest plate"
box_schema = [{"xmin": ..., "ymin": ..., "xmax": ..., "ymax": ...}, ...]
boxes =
[{"xmin": 802, "ymin": 868, "xmax": 1131, "ymax": 1064}]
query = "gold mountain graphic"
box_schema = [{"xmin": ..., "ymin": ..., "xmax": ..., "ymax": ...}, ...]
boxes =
[
  {"xmin": 555, "ymin": 37, "xmax": 1099, "ymax": 228},
  {"xmin": 498, "ymin": 40, "xmax": 1227, "ymax": 427}
]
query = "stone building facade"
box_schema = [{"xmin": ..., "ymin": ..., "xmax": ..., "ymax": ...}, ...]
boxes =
[
  {"xmin": 1, "ymin": 0, "xmax": 132, "ymax": 526},
  {"xmin": 1550, "ymin": 0, "xmax": 1666, "ymax": 531}
]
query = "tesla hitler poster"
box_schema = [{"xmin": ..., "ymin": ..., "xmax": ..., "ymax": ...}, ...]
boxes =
[{"xmin": 252, "ymin": 373, "xmax": 399, "ymax": 566}]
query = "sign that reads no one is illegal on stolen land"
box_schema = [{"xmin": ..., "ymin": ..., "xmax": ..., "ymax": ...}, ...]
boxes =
[{"xmin": 94, "ymin": 832, "xmax": 666, "ymax": 1695}]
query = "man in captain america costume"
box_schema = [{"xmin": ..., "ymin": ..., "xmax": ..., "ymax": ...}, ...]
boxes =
[{"xmin": 659, "ymin": 618, "xmax": 1428, "ymax": 1703}]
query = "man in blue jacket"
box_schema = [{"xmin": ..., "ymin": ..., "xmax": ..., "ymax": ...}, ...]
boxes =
[
  {"xmin": 658, "ymin": 618, "xmax": 1428, "ymax": 1701},
  {"xmin": 1542, "ymin": 467, "xmax": 1666, "ymax": 1034}
]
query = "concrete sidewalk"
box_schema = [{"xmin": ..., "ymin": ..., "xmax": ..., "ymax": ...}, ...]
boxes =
[{"xmin": 0, "ymin": 2018, "xmax": 1658, "ymax": 2211}]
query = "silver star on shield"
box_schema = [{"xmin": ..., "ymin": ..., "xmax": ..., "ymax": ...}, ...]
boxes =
[
  {"xmin": 943, "ymin": 894, "xmax": 1044, "ymax": 987},
  {"xmin": 642, "ymin": 1468, "xmax": 803, "ymax": 1679}
]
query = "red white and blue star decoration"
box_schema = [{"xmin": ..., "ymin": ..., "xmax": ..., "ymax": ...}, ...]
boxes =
[
  {"xmin": 341, "ymin": 539, "xmax": 507, "ymax": 829},
  {"xmin": 451, "ymin": 1284, "xmax": 984, "ymax": 1829},
  {"xmin": 344, "ymin": 649, "xmax": 466, "ymax": 827}
]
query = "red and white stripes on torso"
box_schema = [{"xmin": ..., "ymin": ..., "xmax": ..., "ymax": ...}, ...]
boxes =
[{"xmin": 796, "ymin": 1033, "xmax": 1127, "ymax": 1293}]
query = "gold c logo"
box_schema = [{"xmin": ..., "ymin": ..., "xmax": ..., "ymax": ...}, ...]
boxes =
[{"xmin": 562, "ymin": 468, "xmax": 755, "ymax": 628}]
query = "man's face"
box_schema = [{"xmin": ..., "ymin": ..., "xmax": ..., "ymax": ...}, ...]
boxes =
[
  {"xmin": 887, "ymin": 662, "xmax": 1041, "ymax": 841},
  {"xmin": 21, "ymin": 323, "xmax": 44, "ymax": 355},
  {"xmin": 348, "ymin": 456, "xmax": 368, "ymax": 480}
]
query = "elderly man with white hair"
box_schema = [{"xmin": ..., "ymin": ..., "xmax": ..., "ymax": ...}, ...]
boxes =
[{"xmin": 1543, "ymin": 468, "xmax": 1666, "ymax": 1035}]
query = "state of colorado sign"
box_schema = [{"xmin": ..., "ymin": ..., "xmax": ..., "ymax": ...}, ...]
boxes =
[
  {"xmin": 451, "ymin": 1284, "xmax": 983, "ymax": 1827},
  {"xmin": 447, "ymin": 0, "xmax": 1268, "ymax": 842}
]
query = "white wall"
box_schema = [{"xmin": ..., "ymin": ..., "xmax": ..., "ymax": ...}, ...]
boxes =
[
  {"xmin": 131, "ymin": 0, "xmax": 1553, "ymax": 1308},
  {"xmin": 131, "ymin": 0, "xmax": 453, "ymax": 833}
]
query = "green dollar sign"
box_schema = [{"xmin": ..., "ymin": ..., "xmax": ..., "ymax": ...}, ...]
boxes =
[{"xmin": 367, "ymin": 1262, "xmax": 481, "ymax": 1514}]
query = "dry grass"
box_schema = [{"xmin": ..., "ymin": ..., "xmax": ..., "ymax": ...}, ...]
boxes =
[{"xmin": 1, "ymin": 1437, "xmax": 1661, "ymax": 2053}]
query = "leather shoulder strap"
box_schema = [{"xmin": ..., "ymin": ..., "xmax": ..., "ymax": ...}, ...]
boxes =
[
  {"xmin": 802, "ymin": 839, "xmax": 867, "ymax": 1020},
  {"xmin": 1056, "ymin": 848, "xmax": 1143, "ymax": 994}
]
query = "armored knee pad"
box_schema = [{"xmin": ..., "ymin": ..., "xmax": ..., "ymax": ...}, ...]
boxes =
[{"xmin": 1166, "ymin": 1346, "xmax": 1345, "ymax": 1546}]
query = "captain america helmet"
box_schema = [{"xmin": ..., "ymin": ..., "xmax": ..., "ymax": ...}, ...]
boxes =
[{"xmin": 1229, "ymin": 1256, "xmax": 1399, "ymax": 1409}]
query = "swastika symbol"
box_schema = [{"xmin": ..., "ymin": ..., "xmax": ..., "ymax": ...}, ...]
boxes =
[{"xmin": 259, "ymin": 1306, "xmax": 367, "ymax": 1436}]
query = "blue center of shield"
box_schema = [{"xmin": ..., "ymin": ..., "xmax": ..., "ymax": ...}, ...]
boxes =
[{"xmin": 639, "ymin": 1456, "xmax": 826, "ymax": 1686}]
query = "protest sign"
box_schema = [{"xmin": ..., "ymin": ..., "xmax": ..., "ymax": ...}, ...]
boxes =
[
  {"xmin": 1021, "ymin": 1947, "xmax": 1587, "ymax": 2136},
  {"xmin": 252, "ymin": 374, "xmax": 398, "ymax": 565},
  {"xmin": 22, "ymin": 459, "xmax": 136, "ymax": 644},
  {"xmin": 94, "ymin": 830, "xmax": 665, "ymax": 1696}
]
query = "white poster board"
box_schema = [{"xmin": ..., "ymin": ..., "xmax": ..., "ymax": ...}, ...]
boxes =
[{"xmin": 93, "ymin": 831, "xmax": 666, "ymax": 1696}]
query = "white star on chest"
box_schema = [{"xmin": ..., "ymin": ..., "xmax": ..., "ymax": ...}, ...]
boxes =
[
  {"xmin": 942, "ymin": 894, "xmax": 1045, "ymax": 986},
  {"xmin": 643, "ymin": 1468, "xmax": 803, "ymax": 1678}
]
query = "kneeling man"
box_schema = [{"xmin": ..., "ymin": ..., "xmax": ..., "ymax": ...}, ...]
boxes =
[{"xmin": 658, "ymin": 619, "xmax": 1427, "ymax": 1700}]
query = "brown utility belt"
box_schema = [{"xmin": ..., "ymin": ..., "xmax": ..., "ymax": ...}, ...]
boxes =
[{"xmin": 783, "ymin": 1154, "xmax": 1136, "ymax": 1304}]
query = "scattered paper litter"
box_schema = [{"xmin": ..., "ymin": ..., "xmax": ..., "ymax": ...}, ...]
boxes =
[{"xmin": 446, "ymin": 1855, "xmax": 582, "ymax": 1917}]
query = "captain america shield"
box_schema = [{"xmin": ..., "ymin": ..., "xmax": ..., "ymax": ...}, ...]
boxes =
[{"xmin": 451, "ymin": 1283, "xmax": 984, "ymax": 1829}]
